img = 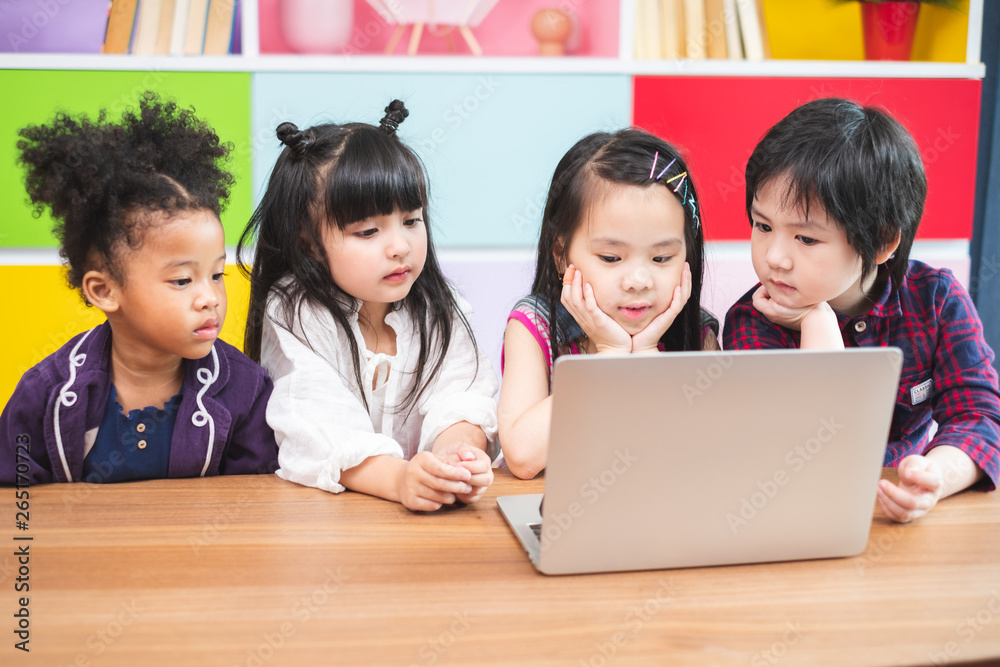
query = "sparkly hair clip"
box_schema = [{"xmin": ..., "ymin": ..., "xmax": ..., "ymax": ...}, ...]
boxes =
[
  {"xmin": 650, "ymin": 151, "xmax": 678, "ymax": 181},
  {"xmin": 665, "ymin": 170, "xmax": 687, "ymax": 190},
  {"xmin": 667, "ymin": 171, "xmax": 701, "ymax": 231},
  {"xmin": 679, "ymin": 178, "xmax": 701, "ymax": 231},
  {"xmin": 650, "ymin": 151, "xmax": 700, "ymax": 231}
]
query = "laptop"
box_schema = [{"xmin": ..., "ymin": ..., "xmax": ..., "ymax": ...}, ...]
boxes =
[{"xmin": 497, "ymin": 348, "xmax": 902, "ymax": 575}]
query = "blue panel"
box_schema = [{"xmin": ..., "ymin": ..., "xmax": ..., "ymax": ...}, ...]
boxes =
[
  {"xmin": 971, "ymin": 2, "xmax": 1000, "ymax": 371},
  {"xmin": 251, "ymin": 72, "xmax": 631, "ymax": 246}
]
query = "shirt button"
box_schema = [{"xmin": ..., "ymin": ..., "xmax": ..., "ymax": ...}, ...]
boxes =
[
  {"xmin": 136, "ymin": 423, "xmax": 146, "ymax": 433},
  {"xmin": 854, "ymin": 321, "xmax": 867, "ymax": 333},
  {"xmin": 137, "ymin": 440, "xmax": 147, "ymax": 450}
]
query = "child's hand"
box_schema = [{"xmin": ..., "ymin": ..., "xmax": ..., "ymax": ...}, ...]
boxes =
[
  {"xmin": 876, "ymin": 455, "xmax": 944, "ymax": 523},
  {"xmin": 437, "ymin": 444, "xmax": 494, "ymax": 504},
  {"xmin": 560, "ymin": 265, "xmax": 631, "ymax": 354},
  {"xmin": 752, "ymin": 285, "xmax": 828, "ymax": 331},
  {"xmin": 631, "ymin": 262, "xmax": 691, "ymax": 354},
  {"xmin": 752, "ymin": 286, "xmax": 843, "ymax": 350},
  {"xmin": 395, "ymin": 451, "xmax": 474, "ymax": 512}
]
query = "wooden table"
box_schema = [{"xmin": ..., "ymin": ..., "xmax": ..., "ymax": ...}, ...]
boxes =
[{"xmin": 5, "ymin": 469, "xmax": 1000, "ymax": 666}]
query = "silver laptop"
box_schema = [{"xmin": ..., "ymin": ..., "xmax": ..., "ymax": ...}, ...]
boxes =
[{"xmin": 497, "ymin": 348, "xmax": 902, "ymax": 575}]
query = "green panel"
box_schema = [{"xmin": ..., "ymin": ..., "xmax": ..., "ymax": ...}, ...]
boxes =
[{"xmin": 0, "ymin": 70, "xmax": 252, "ymax": 247}]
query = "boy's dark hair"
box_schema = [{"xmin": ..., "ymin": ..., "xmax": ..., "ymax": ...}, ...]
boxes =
[
  {"xmin": 745, "ymin": 97, "xmax": 927, "ymax": 289},
  {"xmin": 238, "ymin": 100, "xmax": 477, "ymax": 415},
  {"xmin": 531, "ymin": 128, "xmax": 708, "ymax": 361},
  {"xmin": 17, "ymin": 91, "xmax": 234, "ymax": 294}
]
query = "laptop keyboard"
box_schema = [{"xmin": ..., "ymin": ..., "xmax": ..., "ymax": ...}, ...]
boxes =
[{"xmin": 529, "ymin": 522, "xmax": 542, "ymax": 539}]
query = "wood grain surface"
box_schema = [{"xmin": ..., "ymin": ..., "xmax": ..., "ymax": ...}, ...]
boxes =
[{"xmin": 5, "ymin": 468, "xmax": 999, "ymax": 666}]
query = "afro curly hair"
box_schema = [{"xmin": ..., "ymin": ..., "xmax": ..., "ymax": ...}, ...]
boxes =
[{"xmin": 17, "ymin": 91, "xmax": 235, "ymax": 294}]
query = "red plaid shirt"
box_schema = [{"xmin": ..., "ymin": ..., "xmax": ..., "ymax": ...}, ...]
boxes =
[{"xmin": 724, "ymin": 260, "xmax": 1000, "ymax": 489}]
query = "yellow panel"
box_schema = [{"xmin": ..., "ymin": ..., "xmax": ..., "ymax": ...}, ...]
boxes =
[
  {"xmin": 762, "ymin": 0, "xmax": 969, "ymax": 63},
  {"xmin": 763, "ymin": 0, "xmax": 863, "ymax": 60},
  {"xmin": 913, "ymin": 4, "xmax": 970, "ymax": 62},
  {"xmin": 221, "ymin": 266, "xmax": 252, "ymax": 352},
  {"xmin": 0, "ymin": 265, "xmax": 252, "ymax": 411}
]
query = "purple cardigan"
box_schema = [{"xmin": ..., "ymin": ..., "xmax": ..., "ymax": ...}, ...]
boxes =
[{"xmin": 1, "ymin": 322, "xmax": 278, "ymax": 485}]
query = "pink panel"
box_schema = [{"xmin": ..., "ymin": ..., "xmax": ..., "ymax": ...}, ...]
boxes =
[{"xmin": 259, "ymin": 0, "xmax": 617, "ymax": 56}]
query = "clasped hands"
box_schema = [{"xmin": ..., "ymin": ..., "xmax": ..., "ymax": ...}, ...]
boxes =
[{"xmin": 396, "ymin": 444, "xmax": 493, "ymax": 512}]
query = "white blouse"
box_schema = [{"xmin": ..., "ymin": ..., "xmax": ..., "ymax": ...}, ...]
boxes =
[{"xmin": 261, "ymin": 290, "xmax": 499, "ymax": 493}]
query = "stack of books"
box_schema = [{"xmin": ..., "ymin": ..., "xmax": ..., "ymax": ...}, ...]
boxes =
[
  {"xmin": 634, "ymin": 0, "xmax": 770, "ymax": 61},
  {"xmin": 101, "ymin": 0, "xmax": 238, "ymax": 55}
]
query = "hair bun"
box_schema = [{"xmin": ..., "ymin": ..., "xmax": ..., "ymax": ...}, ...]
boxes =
[
  {"xmin": 276, "ymin": 121, "xmax": 311, "ymax": 157},
  {"xmin": 378, "ymin": 100, "xmax": 409, "ymax": 135}
]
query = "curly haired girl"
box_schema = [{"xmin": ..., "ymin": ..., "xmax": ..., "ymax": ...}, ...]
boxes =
[{"xmin": 1, "ymin": 92, "xmax": 277, "ymax": 485}]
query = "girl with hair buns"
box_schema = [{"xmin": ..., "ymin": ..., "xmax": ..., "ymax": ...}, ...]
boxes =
[
  {"xmin": 239, "ymin": 100, "xmax": 498, "ymax": 511},
  {"xmin": 0, "ymin": 92, "xmax": 278, "ymax": 485}
]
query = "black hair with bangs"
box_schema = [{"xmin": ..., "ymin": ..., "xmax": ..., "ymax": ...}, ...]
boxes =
[
  {"xmin": 745, "ymin": 97, "xmax": 927, "ymax": 290},
  {"xmin": 238, "ymin": 100, "xmax": 477, "ymax": 414}
]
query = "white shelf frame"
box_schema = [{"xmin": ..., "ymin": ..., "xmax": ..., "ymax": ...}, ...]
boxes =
[
  {"xmin": 0, "ymin": 53, "xmax": 985, "ymax": 78},
  {"xmin": 967, "ymin": 0, "xmax": 984, "ymax": 66},
  {"xmin": 242, "ymin": 0, "xmax": 260, "ymax": 58}
]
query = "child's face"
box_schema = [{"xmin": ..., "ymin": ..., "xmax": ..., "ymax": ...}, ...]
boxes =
[
  {"xmin": 559, "ymin": 184, "xmax": 687, "ymax": 336},
  {"xmin": 750, "ymin": 175, "xmax": 868, "ymax": 315},
  {"xmin": 112, "ymin": 209, "xmax": 227, "ymax": 360},
  {"xmin": 321, "ymin": 208, "xmax": 428, "ymax": 319}
]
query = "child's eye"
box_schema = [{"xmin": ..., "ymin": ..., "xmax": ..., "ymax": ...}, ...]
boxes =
[
  {"xmin": 753, "ymin": 221, "xmax": 772, "ymax": 233},
  {"xmin": 598, "ymin": 255, "xmax": 619, "ymax": 263},
  {"xmin": 212, "ymin": 272, "xmax": 226, "ymax": 282},
  {"xmin": 403, "ymin": 217, "xmax": 423, "ymax": 227},
  {"xmin": 797, "ymin": 236, "xmax": 818, "ymax": 246},
  {"xmin": 652, "ymin": 255, "xmax": 675, "ymax": 264},
  {"xmin": 355, "ymin": 228, "xmax": 378, "ymax": 238},
  {"xmin": 170, "ymin": 278, "xmax": 192, "ymax": 287}
]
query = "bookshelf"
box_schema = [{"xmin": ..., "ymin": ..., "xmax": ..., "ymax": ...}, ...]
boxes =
[{"xmin": 0, "ymin": 0, "xmax": 985, "ymax": 76}]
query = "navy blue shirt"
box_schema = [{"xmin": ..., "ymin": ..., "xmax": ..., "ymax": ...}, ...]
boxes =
[{"xmin": 83, "ymin": 385, "xmax": 182, "ymax": 483}]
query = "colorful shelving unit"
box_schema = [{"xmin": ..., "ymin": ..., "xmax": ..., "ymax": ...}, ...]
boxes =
[{"xmin": 0, "ymin": 0, "xmax": 986, "ymax": 406}]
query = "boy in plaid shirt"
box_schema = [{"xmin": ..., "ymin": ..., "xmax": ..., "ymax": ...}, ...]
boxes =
[{"xmin": 724, "ymin": 98, "xmax": 1000, "ymax": 523}]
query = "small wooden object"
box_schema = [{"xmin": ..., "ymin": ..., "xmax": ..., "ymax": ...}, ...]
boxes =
[{"xmin": 531, "ymin": 8, "xmax": 572, "ymax": 56}]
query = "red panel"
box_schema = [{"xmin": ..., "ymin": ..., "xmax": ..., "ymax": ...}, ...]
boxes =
[{"xmin": 633, "ymin": 77, "xmax": 981, "ymax": 241}]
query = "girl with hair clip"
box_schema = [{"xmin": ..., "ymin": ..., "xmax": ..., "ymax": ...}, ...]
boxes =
[
  {"xmin": 238, "ymin": 100, "xmax": 498, "ymax": 512},
  {"xmin": 0, "ymin": 92, "xmax": 278, "ymax": 485},
  {"xmin": 498, "ymin": 129, "xmax": 720, "ymax": 479}
]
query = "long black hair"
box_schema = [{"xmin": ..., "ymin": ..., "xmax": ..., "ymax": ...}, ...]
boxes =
[
  {"xmin": 17, "ymin": 91, "xmax": 233, "ymax": 295},
  {"xmin": 531, "ymin": 128, "xmax": 707, "ymax": 363},
  {"xmin": 238, "ymin": 100, "xmax": 477, "ymax": 414},
  {"xmin": 745, "ymin": 97, "xmax": 926, "ymax": 290}
]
